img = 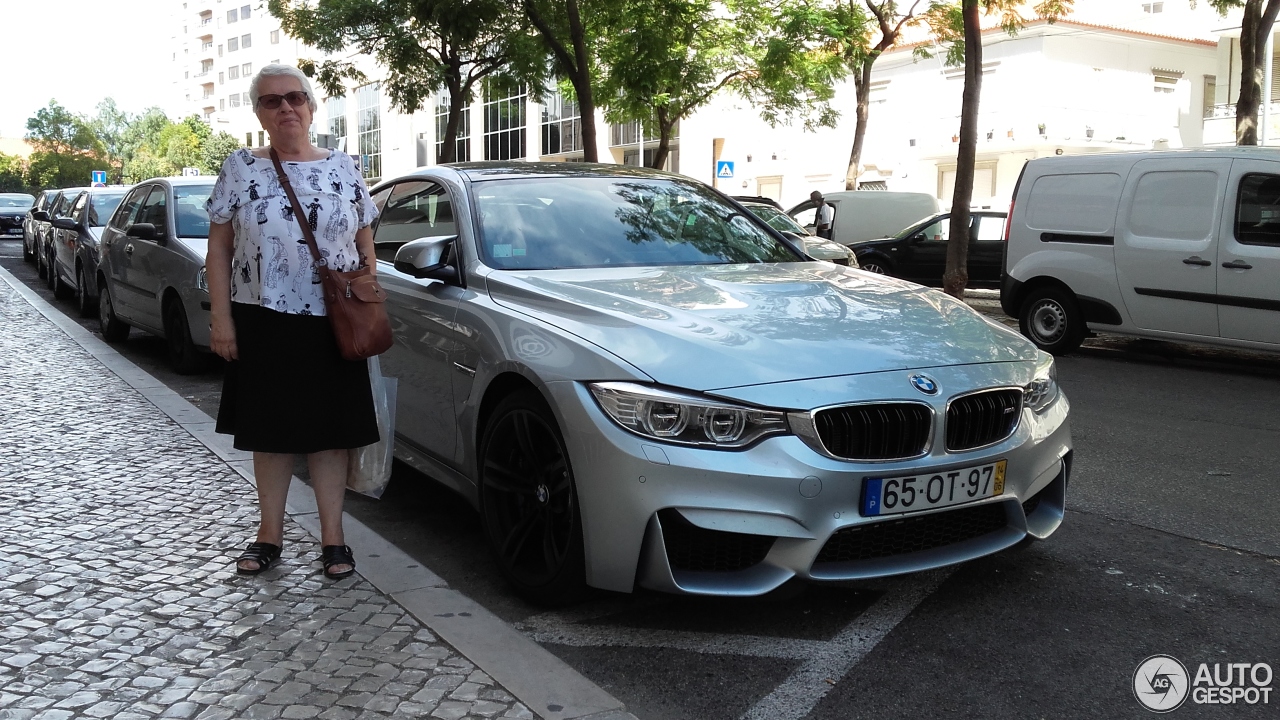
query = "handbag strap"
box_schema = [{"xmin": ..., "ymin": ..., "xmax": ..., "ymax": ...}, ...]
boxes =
[{"xmin": 269, "ymin": 147, "xmax": 323, "ymax": 266}]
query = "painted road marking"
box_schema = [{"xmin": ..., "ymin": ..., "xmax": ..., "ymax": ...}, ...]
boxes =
[{"xmin": 518, "ymin": 569, "xmax": 951, "ymax": 720}]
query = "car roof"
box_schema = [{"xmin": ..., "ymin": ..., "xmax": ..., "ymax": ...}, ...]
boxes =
[
  {"xmin": 134, "ymin": 176, "xmax": 217, "ymax": 187},
  {"xmin": 446, "ymin": 161, "xmax": 684, "ymax": 182},
  {"xmin": 0, "ymin": 192, "xmax": 34, "ymax": 199}
]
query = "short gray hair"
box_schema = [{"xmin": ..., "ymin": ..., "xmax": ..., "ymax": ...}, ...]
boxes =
[{"xmin": 248, "ymin": 63, "xmax": 319, "ymax": 113}]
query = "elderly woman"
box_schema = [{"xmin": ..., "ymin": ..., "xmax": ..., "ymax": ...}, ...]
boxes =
[{"xmin": 206, "ymin": 64, "xmax": 379, "ymax": 580}]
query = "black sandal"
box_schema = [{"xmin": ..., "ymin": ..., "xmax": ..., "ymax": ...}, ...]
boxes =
[
  {"xmin": 235, "ymin": 542, "xmax": 282, "ymax": 575},
  {"xmin": 321, "ymin": 544, "xmax": 356, "ymax": 580}
]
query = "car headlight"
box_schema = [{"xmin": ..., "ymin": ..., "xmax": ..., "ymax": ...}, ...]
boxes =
[
  {"xmin": 589, "ymin": 382, "xmax": 789, "ymax": 448},
  {"xmin": 196, "ymin": 266, "xmax": 208, "ymax": 292},
  {"xmin": 1023, "ymin": 352, "xmax": 1058, "ymax": 413}
]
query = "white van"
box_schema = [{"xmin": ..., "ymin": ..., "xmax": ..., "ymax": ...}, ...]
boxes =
[
  {"xmin": 788, "ymin": 191, "xmax": 940, "ymax": 246},
  {"xmin": 1001, "ymin": 148, "xmax": 1280, "ymax": 355}
]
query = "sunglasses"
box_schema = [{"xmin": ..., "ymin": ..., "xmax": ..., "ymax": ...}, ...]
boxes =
[{"xmin": 256, "ymin": 91, "xmax": 309, "ymax": 110}]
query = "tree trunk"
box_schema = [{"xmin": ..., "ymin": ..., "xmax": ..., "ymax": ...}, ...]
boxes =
[
  {"xmin": 943, "ymin": 0, "xmax": 982, "ymax": 299},
  {"xmin": 1239, "ymin": 1, "xmax": 1261, "ymax": 145},
  {"xmin": 567, "ymin": 0, "xmax": 598, "ymax": 162},
  {"xmin": 650, "ymin": 108, "xmax": 672, "ymax": 169},
  {"xmin": 845, "ymin": 61, "xmax": 874, "ymax": 190},
  {"xmin": 438, "ymin": 77, "xmax": 465, "ymax": 164}
]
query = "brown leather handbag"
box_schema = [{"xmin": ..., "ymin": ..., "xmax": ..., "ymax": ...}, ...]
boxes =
[{"xmin": 270, "ymin": 148, "xmax": 393, "ymax": 360}]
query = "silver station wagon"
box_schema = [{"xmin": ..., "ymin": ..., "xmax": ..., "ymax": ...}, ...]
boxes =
[{"xmin": 370, "ymin": 164, "xmax": 1073, "ymax": 604}]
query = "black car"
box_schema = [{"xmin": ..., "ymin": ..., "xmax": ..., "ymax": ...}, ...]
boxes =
[
  {"xmin": 0, "ymin": 193, "xmax": 34, "ymax": 240},
  {"xmin": 34, "ymin": 187, "xmax": 87, "ymax": 283},
  {"xmin": 851, "ymin": 210, "xmax": 1007, "ymax": 286},
  {"xmin": 49, "ymin": 187, "xmax": 129, "ymax": 314}
]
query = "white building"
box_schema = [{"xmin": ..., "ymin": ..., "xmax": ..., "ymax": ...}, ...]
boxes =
[{"xmin": 169, "ymin": 0, "xmax": 1224, "ymax": 209}]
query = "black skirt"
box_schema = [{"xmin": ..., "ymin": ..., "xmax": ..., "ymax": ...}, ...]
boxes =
[{"xmin": 216, "ymin": 302, "xmax": 379, "ymax": 454}]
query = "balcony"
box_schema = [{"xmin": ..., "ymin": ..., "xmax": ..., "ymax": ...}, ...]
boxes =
[{"xmin": 1202, "ymin": 102, "xmax": 1280, "ymax": 146}]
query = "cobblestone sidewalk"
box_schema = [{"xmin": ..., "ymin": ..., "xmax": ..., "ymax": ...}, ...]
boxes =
[{"xmin": 0, "ymin": 285, "xmax": 531, "ymax": 720}]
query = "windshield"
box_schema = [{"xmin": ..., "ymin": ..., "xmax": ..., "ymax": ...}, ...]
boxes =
[
  {"xmin": 745, "ymin": 203, "xmax": 808, "ymax": 235},
  {"xmin": 474, "ymin": 177, "xmax": 800, "ymax": 270},
  {"xmin": 175, "ymin": 185, "xmax": 215, "ymax": 237},
  {"xmin": 88, "ymin": 192, "xmax": 127, "ymax": 227},
  {"xmin": 0, "ymin": 194, "xmax": 35, "ymax": 209}
]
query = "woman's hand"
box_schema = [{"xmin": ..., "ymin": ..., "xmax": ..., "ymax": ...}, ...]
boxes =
[{"xmin": 210, "ymin": 313, "xmax": 238, "ymax": 361}]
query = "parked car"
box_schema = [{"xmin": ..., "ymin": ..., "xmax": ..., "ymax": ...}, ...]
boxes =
[
  {"xmin": 787, "ymin": 191, "xmax": 940, "ymax": 246},
  {"xmin": 49, "ymin": 186, "xmax": 129, "ymax": 315},
  {"xmin": 739, "ymin": 200, "xmax": 859, "ymax": 267},
  {"xmin": 367, "ymin": 163, "xmax": 1072, "ymax": 604},
  {"xmin": 853, "ymin": 210, "xmax": 1007, "ymax": 285},
  {"xmin": 0, "ymin": 193, "xmax": 34, "ymax": 239},
  {"xmin": 23, "ymin": 190, "xmax": 58, "ymax": 263},
  {"xmin": 97, "ymin": 178, "xmax": 215, "ymax": 373},
  {"xmin": 36, "ymin": 188, "xmax": 87, "ymax": 283},
  {"xmin": 1002, "ymin": 149, "xmax": 1280, "ymax": 355},
  {"xmin": 730, "ymin": 195, "xmax": 782, "ymax": 210}
]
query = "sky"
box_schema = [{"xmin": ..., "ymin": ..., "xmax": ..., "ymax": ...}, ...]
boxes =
[{"xmin": 0, "ymin": 0, "xmax": 176, "ymax": 140}]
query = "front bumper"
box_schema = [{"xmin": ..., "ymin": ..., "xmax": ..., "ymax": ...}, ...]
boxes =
[{"xmin": 547, "ymin": 362, "xmax": 1071, "ymax": 596}]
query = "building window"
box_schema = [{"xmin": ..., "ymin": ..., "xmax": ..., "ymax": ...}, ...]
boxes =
[
  {"xmin": 1203, "ymin": 75, "xmax": 1218, "ymax": 118},
  {"xmin": 243, "ymin": 92, "xmax": 251, "ymax": 105},
  {"xmin": 434, "ymin": 94, "xmax": 470, "ymax": 162},
  {"xmin": 185, "ymin": 71, "xmax": 190, "ymax": 80},
  {"xmin": 356, "ymin": 82, "xmax": 382, "ymax": 180},
  {"xmin": 241, "ymin": 4, "xmax": 251, "ymax": 19},
  {"xmin": 218, "ymin": 71, "xmax": 223, "ymax": 84},
  {"xmin": 229, "ymin": 66, "xmax": 240, "ymax": 80},
  {"xmin": 611, "ymin": 120, "xmax": 680, "ymax": 171},
  {"xmin": 201, "ymin": 59, "xmax": 213, "ymax": 75},
  {"xmin": 242, "ymin": 33, "xmax": 252, "ymax": 49},
  {"xmin": 228, "ymin": 37, "xmax": 238, "ymax": 52},
  {"xmin": 243, "ymin": 62, "xmax": 252, "ymax": 76},
  {"xmin": 218, "ymin": 44, "xmax": 223, "ymax": 56},
  {"xmin": 230, "ymin": 94, "xmax": 241, "ymax": 108},
  {"xmin": 483, "ymin": 78, "xmax": 526, "ymax": 161},
  {"xmin": 270, "ymin": 29, "xmax": 280, "ymax": 44},
  {"xmin": 1153, "ymin": 69, "xmax": 1181, "ymax": 94},
  {"xmin": 259, "ymin": 131, "xmax": 265, "ymax": 146},
  {"xmin": 220, "ymin": 99, "xmax": 225, "ymax": 111},
  {"xmin": 1142, "ymin": 2, "xmax": 1164, "ymax": 12},
  {"xmin": 227, "ymin": 9, "xmax": 237, "ymax": 23},
  {"xmin": 246, "ymin": 132, "xmax": 253, "ymax": 146},
  {"xmin": 326, "ymin": 95, "xmax": 348, "ymax": 149},
  {"xmin": 541, "ymin": 88, "xmax": 581, "ymax": 157}
]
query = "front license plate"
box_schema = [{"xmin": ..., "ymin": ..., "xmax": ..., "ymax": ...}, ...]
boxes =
[{"xmin": 861, "ymin": 460, "xmax": 1006, "ymax": 517}]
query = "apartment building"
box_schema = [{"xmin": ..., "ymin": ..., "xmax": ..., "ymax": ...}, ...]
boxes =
[{"xmin": 171, "ymin": 0, "xmax": 307, "ymax": 146}]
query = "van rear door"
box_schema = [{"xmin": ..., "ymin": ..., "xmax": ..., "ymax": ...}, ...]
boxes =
[
  {"xmin": 1219, "ymin": 159, "xmax": 1280, "ymax": 345},
  {"xmin": 1114, "ymin": 157, "xmax": 1229, "ymax": 338}
]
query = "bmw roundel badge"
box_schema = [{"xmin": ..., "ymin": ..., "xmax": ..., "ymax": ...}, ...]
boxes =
[{"xmin": 909, "ymin": 374, "xmax": 939, "ymax": 395}]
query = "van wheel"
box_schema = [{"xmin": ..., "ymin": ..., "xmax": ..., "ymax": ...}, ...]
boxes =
[
  {"xmin": 1019, "ymin": 287, "xmax": 1085, "ymax": 355},
  {"xmin": 164, "ymin": 298, "xmax": 207, "ymax": 375},
  {"xmin": 478, "ymin": 389, "xmax": 586, "ymax": 607},
  {"xmin": 98, "ymin": 284, "xmax": 130, "ymax": 342}
]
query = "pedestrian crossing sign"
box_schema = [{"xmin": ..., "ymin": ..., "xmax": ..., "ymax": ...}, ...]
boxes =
[{"xmin": 716, "ymin": 161, "xmax": 734, "ymax": 179}]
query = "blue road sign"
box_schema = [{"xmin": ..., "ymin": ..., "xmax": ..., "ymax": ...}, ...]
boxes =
[
  {"xmin": 91, "ymin": 170, "xmax": 107, "ymax": 185},
  {"xmin": 716, "ymin": 161, "xmax": 734, "ymax": 179}
]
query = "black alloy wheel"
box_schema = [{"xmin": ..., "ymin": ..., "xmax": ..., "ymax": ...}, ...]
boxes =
[
  {"xmin": 860, "ymin": 258, "xmax": 889, "ymax": 275},
  {"xmin": 163, "ymin": 297, "xmax": 206, "ymax": 375},
  {"xmin": 76, "ymin": 266, "xmax": 96, "ymax": 318},
  {"xmin": 1019, "ymin": 285, "xmax": 1085, "ymax": 355},
  {"xmin": 478, "ymin": 390, "xmax": 586, "ymax": 606},
  {"xmin": 98, "ymin": 283, "xmax": 130, "ymax": 342}
]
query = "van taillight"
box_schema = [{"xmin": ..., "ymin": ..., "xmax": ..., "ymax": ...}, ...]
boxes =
[{"xmin": 1003, "ymin": 200, "xmax": 1014, "ymax": 242}]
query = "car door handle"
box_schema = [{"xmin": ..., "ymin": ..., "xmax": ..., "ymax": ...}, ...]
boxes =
[
  {"xmin": 1182, "ymin": 256, "xmax": 1212, "ymax": 266},
  {"xmin": 1221, "ymin": 260, "xmax": 1253, "ymax": 270},
  {"xmin": 124, "ymin": 243, "xmax": 134, "ymax": 255}
]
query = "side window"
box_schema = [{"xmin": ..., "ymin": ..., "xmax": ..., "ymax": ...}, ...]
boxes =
[
  {"xmin": 1235, "ymin": 173, "xmax": 1280, "ymax": 246},
  {"xmin": 975, "ymin": 215, "xmax": 1005, "ymax": 242},
  {"xmin": 138, "ymin": 187, "xmax": 170, "ymax": 239},
  {"xmin": 69, "ymin": 193, "xmax": 89, "ymax": 223},
  {"xmin": 916, "ymin": 220, "xmax": 950, "ymax": 244},
  {"xmin": 369, "ymin": 184, "xmax": 393, "ymax": 229},
  {"xmin": 374, "ymin": 181, "xmax": 457, "ymax": 262},
  {"xmin": 791, "ymin": 204, "xmax": 817, "ymax": 228},
  {"xmin": 52, "ymin": 193, "xmax": 75, "ymax": 218},
  {"xmin": 114, "ymin": 187, "xmax": 149, "ymax": 230},
  {"xmin": 1128, "ymin": 170, "xmax": 1218, "ymax": 242}
]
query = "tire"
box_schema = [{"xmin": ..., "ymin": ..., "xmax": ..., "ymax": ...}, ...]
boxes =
[
  {"xmin": 478, "ymin": 389, "xmax": 586, "ymax": 606},
  {"xmin": 36, "ymin": 244, "xmax": 47, "ymax": 279},
  {"xmin": 164, "ymin": 297, "xmax": 207, "ymax": 375},
  {"xmin": 52, "ymin": 261, "xmax": 74, "ymax": 300},
  {"xmin": 22, "ymin": 235, "xmax": 34, "ymax": 263},
  {"xmin": 1019, "ymin": 286, "xmax": 1085, "ymax": 355},
  {"xmin": 76, "ymin": 266, "xmax": 96, "ymax": 318},
  {"xmin": 98, "ymin": 283, "xmax": 130, "ymax": 342},
  {"xmin": 860, "ymin": 257, "xmax": 890, "ymax": 275},
  {"xmin": 45, "ymin": 251, "xmax": 58, "ymax": 291}
]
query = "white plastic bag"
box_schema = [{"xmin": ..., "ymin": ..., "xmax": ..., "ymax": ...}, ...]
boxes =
[{"xmin": 348, "ymin": 355, "xmax": 397, "ymax": 498}]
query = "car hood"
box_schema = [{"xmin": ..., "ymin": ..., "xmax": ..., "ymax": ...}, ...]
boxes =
[
  {"xmin": 486, "ymin": 263, "xmax": 1034, "ymax": 391},
  {"xmin": 176, "ymin": 237, "xmax": 209, "ymax": 259}
]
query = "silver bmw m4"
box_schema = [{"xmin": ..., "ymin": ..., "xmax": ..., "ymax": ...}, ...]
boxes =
[{"xmin": 370, "ymin": 163, "xmax": 1071, "ymax": 604}]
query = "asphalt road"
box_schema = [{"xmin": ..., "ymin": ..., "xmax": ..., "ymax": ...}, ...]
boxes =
[{"xmin": 5, "ymin": 238, "xmax": 1277, "ymax": 719}]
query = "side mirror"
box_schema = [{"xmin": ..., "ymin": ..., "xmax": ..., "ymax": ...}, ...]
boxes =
[
  {"xmin": 127, "ymin": 222, "xmax": 157, "ymax": 240},
  {"xmin": 52, "ymin": 217, "xmax": 78, "ymax": 231},
  {"xmin": 33, "ymin": 210, "xmax": 49, "ymax": 222},
  {"xmin": 393, "ymin": 235, "xmax": 461, "ymax": 284}
]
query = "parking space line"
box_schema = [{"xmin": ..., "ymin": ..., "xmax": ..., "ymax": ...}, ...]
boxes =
[
  {"xmin": 740, "ymin": 569, "xmax": 951, "ymax": 720},
  {"xmin": 521, "ymin": 617, "xmax": 827, "ymax": 660}
]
